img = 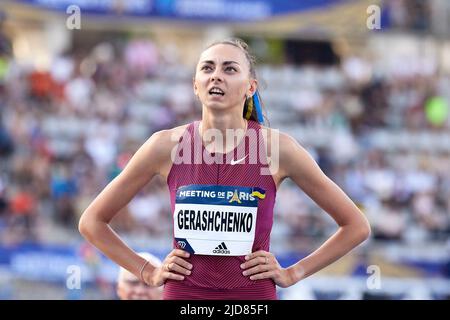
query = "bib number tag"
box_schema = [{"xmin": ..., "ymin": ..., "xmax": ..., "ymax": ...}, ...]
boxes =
[{"xmin": 174, "ymin": 184, "xmax": 263, "ymax": 256}]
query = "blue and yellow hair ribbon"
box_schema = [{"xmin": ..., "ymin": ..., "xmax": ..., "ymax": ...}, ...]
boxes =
[
  {"xmin": 251, "ymin": 187, "xmax": 266, "ymax": 199},
  {"xmin": 253, "ymin": 91, "xmax": 264, "ymax": 124}
]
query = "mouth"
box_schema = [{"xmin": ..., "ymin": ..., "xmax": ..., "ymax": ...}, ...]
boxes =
[{"xmin": 208, "ymin": 87, "xmax": 225, "ymax": 96}]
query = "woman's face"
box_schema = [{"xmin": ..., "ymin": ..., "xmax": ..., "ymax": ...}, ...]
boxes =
[{"xmin": 194, "ymin": 44, "xmax": 257, "ymax": 113}]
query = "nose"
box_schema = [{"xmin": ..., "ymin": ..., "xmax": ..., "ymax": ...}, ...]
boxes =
[{"xmin": 210, "ymin": 70, "xmax": 223, "ymax": 82}]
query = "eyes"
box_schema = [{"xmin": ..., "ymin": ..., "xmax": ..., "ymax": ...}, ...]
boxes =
[{"xmin": 200, "ymin": 65, "xmax": 237, "ymax": 73}]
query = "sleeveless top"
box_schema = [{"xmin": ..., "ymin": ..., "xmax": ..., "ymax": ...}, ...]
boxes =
[{"xmin": 164, "ymin": 119, "xmax": 277, "ymax": 299}]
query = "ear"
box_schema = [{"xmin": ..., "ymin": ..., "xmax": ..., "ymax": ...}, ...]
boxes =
[
  {"xmin": 193, "ymin": 77, "xmax": 199, "ymax": 97},
  {"xmin": 247, "ymin": 78, "xmax": 258, "ymax": 97}
]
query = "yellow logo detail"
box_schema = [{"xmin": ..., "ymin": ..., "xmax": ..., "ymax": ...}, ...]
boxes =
[{"xmin": 229, "ymin": 190, "xmax": 242, "ymax": 203}]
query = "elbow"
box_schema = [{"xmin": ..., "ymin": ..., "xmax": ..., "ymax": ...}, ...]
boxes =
[
  {"xmin": 356, "ymin": 219, "xmax": 371, "ymax": 243},
  {"xmin": 78, "ymin": 212, "xmax": 93, "ymax": 241},
  {"xmin": 79, "ymin": 209, "xmax": 109, "ymax": 243},
  {"xmin": 78, "ymin": 214, "xmax": 88, "ymax": 237}
]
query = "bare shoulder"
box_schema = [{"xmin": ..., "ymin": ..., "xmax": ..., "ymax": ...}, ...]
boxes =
[
  {"xmin": 261, "ymin": 126, "xmax": 316, "ymax": 185},
  {"xmin": 274, "ymin": 130, "xmax": 322, "ymax": 183},
  {"xmin": 149, "ymin": 123, "xmax": 190, "ymax": 153},
  {"xmin": 145, "ymin": 123, "xmax": 190, "ymax": 178},
  {"xmin": 258, "ymin": 125, "xmax": 304, "ymax": 185},
  {"xmin": 258, "ymin": 125, "xmax": 301, "ymax": 158}
]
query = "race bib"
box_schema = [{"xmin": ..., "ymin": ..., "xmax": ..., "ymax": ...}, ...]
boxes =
[{"xmin": 173, "ymin": 184, "xmax": 265, "ymax": 256}]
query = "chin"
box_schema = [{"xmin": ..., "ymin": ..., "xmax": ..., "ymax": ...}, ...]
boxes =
[{"xmin": 205, "ymin": 101, "xmax": 228, "ymax": 110}]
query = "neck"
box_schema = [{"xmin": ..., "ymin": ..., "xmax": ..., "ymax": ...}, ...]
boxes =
[
  {"xmin": 200, "ymin": 107, "xmax": 247, "ymax": 134},
  {"xmin": 199, "ymin": 106, "xmax": 248, "ymax": 154}
]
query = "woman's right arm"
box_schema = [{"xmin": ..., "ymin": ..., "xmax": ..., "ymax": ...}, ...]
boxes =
[{"xmin": 78, "ymin": 130, "xmax": 173, "ymax": 280}]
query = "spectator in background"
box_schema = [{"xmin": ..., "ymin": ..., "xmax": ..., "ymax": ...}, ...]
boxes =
[
  {"xmin": 50, "ymin": 163, "xmax": 78, "ymax": 227},
  {"xmin": 9, "ymin": 185, "xmax": 38, "ymax": 241},
  {"xmin": 0, "ymin": 122, "xmax": 14, "ymax": 157},
  {"xmin": 0, "ymin": 10, "xmax": 11, "ymax": 95},
  {"xmin": 0, "ymin": 176, "xmax": 7, "ymax": 226},
  {"xmin": 116, "ymin": 252, "xmax": 163, "ymax": 300}
]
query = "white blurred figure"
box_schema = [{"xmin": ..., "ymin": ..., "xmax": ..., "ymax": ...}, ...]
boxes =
[
  {"xmin": 116, "ymin": 252, "xmax": 163, "ymax": 300},
  {"xmin": 127, "ymin": 191, "xmax": 165, "ymax": 234},
  {"xmin": 339, "ymin": 284, "xmax": 363, "ymax": 300},
  {"xmin": 403, "ymin": 284, "xmax": 432, "ymax": 300},
  {"xmin": 84, "ymin": 121, "xmax": 118, "ymax": 170},
  {"xmin": 279, "ymin": 282, "xmax": 315, "ymax": 300}
]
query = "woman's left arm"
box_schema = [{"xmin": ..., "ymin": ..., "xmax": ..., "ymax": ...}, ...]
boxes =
[{"xmin": 242, "ymin": 132, "xmax": 370, "ymax": 287}]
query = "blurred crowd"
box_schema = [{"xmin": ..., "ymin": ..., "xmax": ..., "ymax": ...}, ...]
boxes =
[
  {"xmin": 383, "ymin": 0, "xmax": 432, "ymax": 31},
  {"xmin": 0, "ymin": 35, "xmax": 449, "ymax": 255},
  {"xmin": 265, "ymin": 53, "xmax": 450, "ymax": 250}
]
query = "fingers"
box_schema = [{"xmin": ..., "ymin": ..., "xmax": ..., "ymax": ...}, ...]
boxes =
[
  {"xmin": 157, "ymin": 249, "xmax": 193, "ymax": 284},
  {"xmin": 244, "ymin": 250, "xmax": 270, "ymax": 261},
  {"xmin": 164, "ymin": 271, "xmax": 185, "ymax": 281},
  {"xmin": 165, "ymin": 261, "xmax": 192, "ymax": 276},
  {"xmin": 241, "ymin": 256, "xmax": 269, "ymax": 269},
  {"xmin": 169, "ymin": 256, "xmax": 193, "ymax": 271},
  {"xmin": 165, "ymin": 252, "xmax": 193, "ymax": 275},
  {"xmin": 241, "ymin": 251, "xmax": 280, "ymax": 281},
  {"xmin": 160, "ymin": 271, "xmax": 184, "ymax": 285},
  {"xmin": 151, "ymin": 267, "xmax": 184, "ymax": 286},
  {"xmin": 154, "ymin": 263, "xmax": 187, "ymax": 285},
  {"xmin": 169, "ymin": 249, "xmax": 190, "ymax": 259},
  {"xmin": 248, "ymin": 270, "xmax": 275, "ymax": 281},
  {"xmin": 150, "ymin": 250, "xmax": 192, "ymax": 286},
  {"xmin": 241, "ymin": 250, "xmax": 272, "ymax": 269},
  {"xmin": 242, "ymin": 263, "xmax": 272, "ymax": 277}
]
